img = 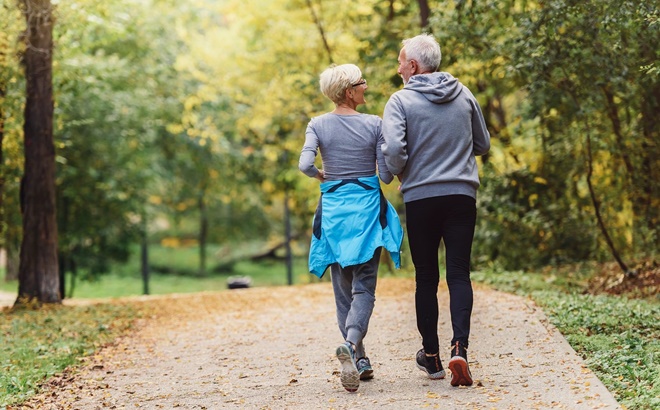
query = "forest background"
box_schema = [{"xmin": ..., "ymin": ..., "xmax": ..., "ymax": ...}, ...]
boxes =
[{"xmin": 0, "ymin": 0, "xmax": 658, "ymax": 297}]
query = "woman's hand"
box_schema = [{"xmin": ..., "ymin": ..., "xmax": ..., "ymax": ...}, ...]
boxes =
[{"xmin": 315, "ymin": 169, "xmax": 325, "ymax": 182}]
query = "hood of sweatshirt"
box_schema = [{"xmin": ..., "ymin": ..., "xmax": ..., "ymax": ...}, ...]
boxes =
[{"xmin": 403, "ymin": 71, "xmax": 463, "ymax": 104}]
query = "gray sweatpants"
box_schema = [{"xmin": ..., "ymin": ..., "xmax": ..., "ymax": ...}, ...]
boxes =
[{"xmin": 330, "ymin": 247, "xmax": 381, "ymax": 359}]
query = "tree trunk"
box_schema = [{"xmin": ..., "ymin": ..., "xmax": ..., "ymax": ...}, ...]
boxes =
[
  {"xmin": 199, "ymin": 193, "xmax": 207, "ymax": 276},
  {"xmin": 284, "ymin": 191, "xmax": 293, "ymax": 285},
  {"xmin": 16, "ymin": 0, "xmax": 60, "ymax": 305},
  {"xmin": 585, "ymin": 122, "xmax": 629, "ymax": 274},
  {"xmin": 57, "ymin": 251, "xmax": 65, "ymax": 298},
  {"xmin": 417, "ymin": 0, "xmax": 430, "ymax": 28},
  {"xmin": 141, "ymin": 221, "xmax": 149, "ymax": 295},
  {"xmin": 68, "ymin": 257, "xmax": 77, "ymax": 298}
]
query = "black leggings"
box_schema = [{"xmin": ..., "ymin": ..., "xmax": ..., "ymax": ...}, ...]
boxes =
[{"xmin": 405, "ymin": 195, "xmax": 476, "ymax": 355}]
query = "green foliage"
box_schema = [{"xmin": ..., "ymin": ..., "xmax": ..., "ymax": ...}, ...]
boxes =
[
  {"xmin": 540, "ymin": 293, "xmax": 660, "ymax": 410},
  {"xmin": 0, "ymin": 1, "xmax": 25, "ymax": 267},
  {"xmin": 474, "ymin": 270, "xmax": 660, "ymax": 409},
  {"xmin": 0, "ymin": 303, "xmax": 139, "ymax": 407},
  {"xmin": 510, "ymin": 0, "xmax": 660, "ymax": 261},
  {"xmin": 476, "ymin": 167, "xmax": 598, "ymax": 269},
  {"xmin": 2, "ymin": 0, "xmax": 658, "ymax": 285},
  {"xmin": 427, "ymin": 0, "xmax": 660, "ymax": 269},
  {"xmin": 53, "ymin": 0, "xmax": 185, "ymax": 279}
]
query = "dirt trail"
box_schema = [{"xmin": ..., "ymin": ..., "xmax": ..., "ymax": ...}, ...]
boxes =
[{"xmin": 14, "ymin": 278, "xmax": 620, "ymax": 409}]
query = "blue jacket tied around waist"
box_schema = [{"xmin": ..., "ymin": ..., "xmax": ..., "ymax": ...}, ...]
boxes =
[{"xmin": 308, "ymin": 175, "xmax": 403, "ymax": 277}]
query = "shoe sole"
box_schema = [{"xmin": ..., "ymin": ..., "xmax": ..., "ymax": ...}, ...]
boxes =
[
  {"xmin": 336, "ymin": 345, "xmax": 359, "ymax": 392},
  {"xmin": 359, "ymin": 368, "xmax": 374, "ymax": 380},
  {"xmin": 416, "ymin": 362, "xmax": 446, "ymax": 379},
  {"xmin": 448, "ymin": 356, "xmax": 473, "ymax": 386}
]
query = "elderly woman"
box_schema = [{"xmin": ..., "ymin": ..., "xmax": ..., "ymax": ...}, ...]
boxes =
[{"xmin": 299, "ymin": 64, "xmax": 403, "ymax": 393}]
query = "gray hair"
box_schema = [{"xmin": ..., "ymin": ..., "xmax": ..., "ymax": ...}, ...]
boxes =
[
  {"xmin": 402, "ymin": 34, "xmax": 441, "ymax": 72},
  {"xmin": 319, "ymin": 64, "xmax": 362, "ymax": 104}
]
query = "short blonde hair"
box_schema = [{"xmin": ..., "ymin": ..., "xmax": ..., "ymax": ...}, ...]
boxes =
[{"xmin": 319, "ymin": 64, "xmax": 362, "ymax": 105}]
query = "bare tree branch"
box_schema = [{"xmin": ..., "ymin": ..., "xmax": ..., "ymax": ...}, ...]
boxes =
[{"xmin": 305, "ymin": 0, "xmax": 333, "ymax": 64}]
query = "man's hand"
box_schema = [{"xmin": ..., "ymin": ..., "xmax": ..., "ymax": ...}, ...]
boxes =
[{"xmin": 315, "ymin": 169, "xmax": 325, "ymax": 182}]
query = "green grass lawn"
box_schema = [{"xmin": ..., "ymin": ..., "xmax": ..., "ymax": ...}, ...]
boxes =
[
  {"xmin": 1, "ymin": 302, "xmax": 140, "ymax": 407},
  {"xmin": 1, "ymin": 244, "xmax": 322, "ymax": 299}
]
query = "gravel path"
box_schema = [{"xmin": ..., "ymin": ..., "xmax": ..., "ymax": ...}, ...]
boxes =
[{"xmin": 15, "ymin": 277, "xmax": 621, "ymax": 409}]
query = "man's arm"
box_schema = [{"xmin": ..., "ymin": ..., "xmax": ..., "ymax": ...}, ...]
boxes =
[
  {"xmin": 382, "ymin": 95, "xmax": 409, "ymax": 175},
  {"xmin": 469, "ymin": 95, "xmax": 491, "ymax": 156}
]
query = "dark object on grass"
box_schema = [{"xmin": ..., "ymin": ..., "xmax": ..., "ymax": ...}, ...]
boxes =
[{"xmin": 227, "ymin": 276, "xmax": 252, "ymax": 289}]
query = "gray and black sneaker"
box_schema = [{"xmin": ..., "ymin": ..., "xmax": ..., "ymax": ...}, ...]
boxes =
[
  {"xmin": 448, "ymin": 341, "xmax": 473, "ymax": 386},
  {"xmin": 336, "ymin": 342, "xmax": 360, "ymax": 392},
  {"xmin": 415, "ymin": 349, "xmax": 446, "ymax": 379},
  {"xmin": 356, "ymin": 357, "xmax": 374, "ymax": 380}
]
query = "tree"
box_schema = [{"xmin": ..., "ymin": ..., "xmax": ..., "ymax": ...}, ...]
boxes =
[
  {"xmin": 16, "ymin": 0, "xmax": 60, "ymax": 304},
  {"xmin": 511, "ymin": 0, "xmax": 660, "ymax": 270},
  {"xmin": 426, "ymin": 0, "xmax": 659, "ymax": 271}
]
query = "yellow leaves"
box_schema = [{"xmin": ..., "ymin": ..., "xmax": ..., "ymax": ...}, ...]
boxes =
[
  {"xmin": 262, "ymin": 180, "xmax": 275, "ymax": 194},
  {"xmin": 263, "ymin": 147, "xmax": 280, "ymax": 163},
  {"xmin": 167, "ymin": 124, "xmax": 184, "ymax": 135},
  {"xmin": 183, "ymin": 95, "xmax": 202, "ymax": 112},
  {"xmin": 148, "ymin": 195, "xmax": 162, "ymax": 205},
  {"xmin": 528, "ymin": 193, "xmax": 538, "ymax": 207},
  {"xmin": 160, "ymin": 237, "xmax": 198, "ymax": 248},
  {"xmin": 355, "ymin": 3, "xmax": 374, "ymax": 15}
]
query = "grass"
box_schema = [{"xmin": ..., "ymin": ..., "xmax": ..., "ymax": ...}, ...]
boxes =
[
  {"xmin": 1, "ymin": 244, "xmax": 320, "ymax": 299},
  {"xmin": 472, "ymin": 270, "xmax": 660, "ymax": 410},
  {"xmin": 0, "ymin": 302, "xmax": 140, "ymax": 407}
]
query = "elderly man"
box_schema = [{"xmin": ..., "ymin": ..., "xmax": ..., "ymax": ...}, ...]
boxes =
[{"xmin": 382, "ymin": 33, "xmax": 490, "ymax": 387}]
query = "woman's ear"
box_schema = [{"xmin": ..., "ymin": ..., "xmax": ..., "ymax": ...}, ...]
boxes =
[{"xmin": 345, "ymin": 88, "xmax": 353, "ymax": 100}]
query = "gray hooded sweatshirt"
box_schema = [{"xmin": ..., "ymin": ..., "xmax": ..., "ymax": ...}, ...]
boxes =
[{"xmin": 382, "ymin": 72, "xmax": 490, "ymax": 203}]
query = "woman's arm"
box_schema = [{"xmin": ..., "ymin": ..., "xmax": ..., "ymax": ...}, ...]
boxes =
[{"xmin": 299, "ymin": 121, "xmax": 324, "ymax": 180}]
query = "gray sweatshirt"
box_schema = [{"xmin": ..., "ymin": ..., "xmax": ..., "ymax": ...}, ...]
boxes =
[
  {"xmin": 299, "ymin": 113, "xmax": 394, "ymax": 183},
  {"xmin": 382, "ymin": 72, "xmax": 490, "ymax": 202}
]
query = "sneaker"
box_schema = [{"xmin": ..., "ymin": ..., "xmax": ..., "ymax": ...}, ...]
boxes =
[
  {"xmin": 336, "ymin": 342, "xmax": 359, "ymax": 392},
  {"xmin": 415, "ymin": 349, "xmax": 446, "ymax": 379},
  {"xmin": 356, "ymin": 357, "xmax": 374, "ymax": 380},
  {"xmin": 448, "ymin": 341, "xmax": 473, "ymax": 386}
]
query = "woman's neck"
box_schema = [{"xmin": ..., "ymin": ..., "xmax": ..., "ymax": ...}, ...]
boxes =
[{"xmin": 333, "ymin": 103, "xmax": 359, "ymax": 115}]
